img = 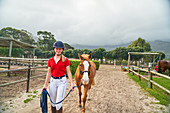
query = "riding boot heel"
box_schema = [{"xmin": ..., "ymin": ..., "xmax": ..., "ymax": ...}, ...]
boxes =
[
  {"xmin": 57, "ymin": 107, "xmax": 63, "ymax": 113},
  {"xmin": 51, "ymin": 105, "xmax": 56, "ymax": 113}
]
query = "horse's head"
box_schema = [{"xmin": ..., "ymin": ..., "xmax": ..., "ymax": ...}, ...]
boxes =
[
  {"xmin": 78, "ymin": 53, "xmax": 92, "ymax": 85},
  {"xmin": 158, "ymin": 60, "xmax": 169, "ymax": 72}
]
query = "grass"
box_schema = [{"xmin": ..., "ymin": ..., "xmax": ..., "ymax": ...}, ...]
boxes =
[
  {"xmin": 153, "ymin": 77, "xmax": 170, "ymax": 90},
  {"xmin": 128, "ymin": 73, "xmax": 170, "ymax": 106},
  {"xmin": 32, "ymin": 95, "xmax": 36, "ymax": 98},
  {"xmin": 24, "ymin": 98, "xmax": 33, "ymax": 103},
  {"xmin": 27, "ymin": 94, "xmax": 32, "ymax": 97},
  {"xmin": 33, "ymin": 90, "xmax": 38, "ymax": 94},
  {"xmin": 140, "ymin": 72, "xmax": 145, "ymax": 75},
  {"xmin": 24, "ymin": 90, "xmax": 38, "ymax": 103}
]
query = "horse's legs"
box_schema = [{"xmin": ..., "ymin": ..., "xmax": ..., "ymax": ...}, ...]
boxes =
[
  {"xmin": 168, "ymin": 69, "xmax": 170, "ymax": 76},
  {"xmin": 78, "ymin": 86, "xmax": 82, "ymax": 107},
  {"xmin": 82, "ymin": 85, "xmax": 88, "ymax": 113}
]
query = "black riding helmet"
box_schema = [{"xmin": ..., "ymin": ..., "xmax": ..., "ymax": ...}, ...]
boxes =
[{"xmin": 53, "ymin": 41, "xmax": 64, "ymax": 50}]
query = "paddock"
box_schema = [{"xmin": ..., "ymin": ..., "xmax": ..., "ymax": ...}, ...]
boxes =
[{"xmin": 0, "ymin": 64, "xmax": 167, "ymax": 113}]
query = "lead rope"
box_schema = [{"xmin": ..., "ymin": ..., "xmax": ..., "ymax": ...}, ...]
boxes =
[{"xmin": 45, "ymin": 82, "xmax": 82, "ymax": 104}]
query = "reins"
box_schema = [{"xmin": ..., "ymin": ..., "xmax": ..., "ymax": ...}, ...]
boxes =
[
  {"xmin": 43, "ymin": 82, "xmax": 82, "ymax": 104},
  {"xmin": 43, "ymin": 60, "xmax": 92, "ymax": 105}
]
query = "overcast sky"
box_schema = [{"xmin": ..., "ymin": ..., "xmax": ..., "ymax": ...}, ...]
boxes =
[{"xmin": 0, "ymin": 0, "xmax": 170, "ymax": 45}]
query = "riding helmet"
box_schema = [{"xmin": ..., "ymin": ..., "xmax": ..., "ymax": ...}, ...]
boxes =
[{"xmin": 53, "ymin": 41, "xmax": 64, "ymax": 50}]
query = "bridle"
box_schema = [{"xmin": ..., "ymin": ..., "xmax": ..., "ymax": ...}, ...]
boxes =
[{"xmin": 79, "ymin": 60, "xmax": 91, "ymax": 76}]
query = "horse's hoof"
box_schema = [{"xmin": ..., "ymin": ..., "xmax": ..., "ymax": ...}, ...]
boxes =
[
  {"xmin": 78, "ymin": 104, "xmax": 82, "ymax": 108},
  {"xmin": 82, "ymin": 109, "xmax": 85, "ymax": 113}
]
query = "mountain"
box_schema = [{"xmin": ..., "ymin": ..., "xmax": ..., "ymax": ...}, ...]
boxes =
[
  {"xmin": 71, "ymin": 42, "xmax": 131, "ymax": 51},
  {"xmin": 71, "ymin": 40, "xmax": 170, "ymax": 54},
  {"xmin": 149, "ymin": 40, "xmax": 170, "ymax": 54}
]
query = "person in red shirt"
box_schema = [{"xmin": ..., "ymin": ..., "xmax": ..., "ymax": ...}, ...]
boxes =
[
  {"xmin": 155, "ymin": 64, "xmax": 158, "ymax": 72},
  {"xmin": 43, "ymin": 41, "xmax": 74, "ymax": 113}
]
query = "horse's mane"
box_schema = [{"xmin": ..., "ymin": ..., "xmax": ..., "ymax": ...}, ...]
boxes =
[{"xmin": 80, "ymin": 54, "xmax": 91, "ymax": 61}]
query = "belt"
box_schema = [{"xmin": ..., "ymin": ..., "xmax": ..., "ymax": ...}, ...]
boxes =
[{"xmin": 51, "ymin": 75, "xmax": 66, "ymax": 79}]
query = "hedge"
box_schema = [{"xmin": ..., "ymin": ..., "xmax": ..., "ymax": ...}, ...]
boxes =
[
  {"xmin": 69, "ymin": 60, "xmax": 100, "ymax": 76},
  {"xmin": 93, "ymin": 60, "xmax": 100, "ymax": 70}
]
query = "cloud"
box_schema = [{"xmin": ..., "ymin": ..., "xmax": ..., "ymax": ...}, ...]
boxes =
[{"xmin": 0, "ymin": 0, "xmax": 170, "ymax": 45}]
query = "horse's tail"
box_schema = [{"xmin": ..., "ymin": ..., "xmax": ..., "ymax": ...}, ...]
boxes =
[{"xmin": 158, "ymin": 61, "xmax": 162, "ymax": 73}]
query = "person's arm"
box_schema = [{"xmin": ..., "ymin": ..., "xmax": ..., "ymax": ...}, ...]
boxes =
[
  {"xmin": 43, "ymin": 67, "xmax": 51, "ymax": 90},
  {"xmin": 66, "ymin": 65, "xmax": 74, "ymax": 91}
]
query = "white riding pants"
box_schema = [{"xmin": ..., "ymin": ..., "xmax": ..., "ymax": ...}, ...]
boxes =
[{"xmin": 49, "ymin": 76, "xmax": 67, "ymax": 110}]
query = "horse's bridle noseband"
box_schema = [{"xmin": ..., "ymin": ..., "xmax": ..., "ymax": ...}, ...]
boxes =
[{"xmin": 79, "ymin": 61, "xmax": 91, "ymax": 76}]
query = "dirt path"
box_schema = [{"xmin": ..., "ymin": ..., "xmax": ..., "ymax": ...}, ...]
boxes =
[{"xmin": 0, "ymin": 64, "xmax": 167, "ymax": 113}]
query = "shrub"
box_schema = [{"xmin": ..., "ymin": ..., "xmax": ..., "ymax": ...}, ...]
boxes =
[
  {"xmin": 122, "ymin": 59, "xmax": 128, "ymax": 65},
  {"xmin": 93, "ymin": 60, "xmax": 100, "ymax": 70},
  {"xmin": 70, "ymin": 60, "xmax": 80, "ymax": 76}
]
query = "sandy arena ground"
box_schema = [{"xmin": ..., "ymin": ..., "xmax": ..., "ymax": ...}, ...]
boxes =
[{"xmin": 0, "ymin": 64, "xmax": 169, "ymax": 113}]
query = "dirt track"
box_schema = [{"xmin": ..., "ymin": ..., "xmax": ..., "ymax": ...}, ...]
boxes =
[{"xmin": 0, "ymin": 64, "xmax": 167, "ymax": 113}]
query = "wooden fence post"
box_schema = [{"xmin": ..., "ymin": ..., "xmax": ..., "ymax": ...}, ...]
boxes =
[
  {"xmin": 138, "ymin": 67, "xmax": 141, "ymax": 80},
  {"xmin": 8, "ymin": 58, "xmax": 11, "ymax": 77},
  {"xmin": 26, "ymin": 65, "xmax": 31, "ymax": 92},
  {"xmin": 127, "ymin": 53, "xmax": 130, "ymax": 73},
  {"xmin": 114, "ymin": 59, "xmax": 116, "ymax": 68},
  {"xmin": 132, "ymin": 67, "xmax": 134, "ymax": 75},
  {"xmin": 148, "ymin": 67, "xmax": 152, "ymax": 88}
]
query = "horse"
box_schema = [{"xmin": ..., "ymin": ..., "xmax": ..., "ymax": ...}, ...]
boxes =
[
  {"xmin": 75, "ymin": 53, "xmax": 96, "ymax": 113},
  {"xmin": 158, "ymin": 60, "xmax": 170, "ymax": 76}
]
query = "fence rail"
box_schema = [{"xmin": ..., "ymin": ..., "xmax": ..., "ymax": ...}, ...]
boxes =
[
  {"xmin": 0, "ymin": 74, "xmax": 46, "ymax": 87},
  {"xmin": 128, "ymin": 65, "xmax": 170, "ymax": 94},
  {"xmin": 131, "ymin": 65, "xmax": 170, "ymax": 80},
  {"xmin": 0, "ymin": 57, "xmax": 48, "ymax": 61},
  {"xmin": 0, "ymin": 57, "xmax": 48, "ymax": 92}
]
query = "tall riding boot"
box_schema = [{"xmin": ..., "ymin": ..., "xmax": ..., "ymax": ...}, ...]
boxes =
[
  {"xmin": 57, "ymin": 107, "xmax": 63, "ymax": 113},
  {"xmin": 51, "ymin": 105, "xmax": 56, "ymax": 113}
]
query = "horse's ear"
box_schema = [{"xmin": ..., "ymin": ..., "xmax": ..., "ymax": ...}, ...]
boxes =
[
  {"xmin": 89, "ymin": 53, "xmax": 92, "ymax": 59},
  {"xmin": 78, "ymin": 53, "xmax": 83, "ymax": 60}
]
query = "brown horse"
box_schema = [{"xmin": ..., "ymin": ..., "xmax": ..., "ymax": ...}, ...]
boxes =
[
  {"xmin": 158, "ymin": 60, "xmax": 170, "ymax": 76},
  {"xmin": 75, "ymin": 53, "xmax": 96, "ymax": 113}
]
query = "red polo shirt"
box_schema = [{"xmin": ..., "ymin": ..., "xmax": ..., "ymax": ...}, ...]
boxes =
[{"xmin": 47, "ymin": 55, "xmax": 70, "ymax": 77}]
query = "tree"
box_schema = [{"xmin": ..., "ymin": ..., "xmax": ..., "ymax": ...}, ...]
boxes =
[
  {"xmin": 20, "ymin": 29, "xmax": 35, "ymax": 45},
  {"xmin": 63, "ymin": 49, "xmax": 73, "ymax": 58},
  {"xmin": 0, "ymin": 27, "xmax": 35, "ymax": 45},
  {"xmin": 0, "ymin": 27, "xmax": 35, "ymax": 57},
  {"xmin": 128, "ymin": 37, "xmax": 152, "ymax": 51},
  {"xmin": 35, "ymin": 48, "xmax": 43, "ymax": 58},
  {"xmin": 0, "ymin": 27, "xmax": 20, "ymax": 38},
  {"xmin": 103, "ymin": 50, "xmax": 113, "ymax": 63},
  {"xmin": 127, "ymin": 47, "xmax": 144, "ymax": 65},
  {"xmin": 0, "ymin": 47, "xmax": 24, "ymax": 57},
  {"xmin": 112, "ymin": 47, "xmax": 128, "ymax": 61},
  {"xmin": 92, "ymin": 48, "xmax": 106, "ymax": 63},
  {"xmin": 37, "ymin": 31, "xmax": 56, "ymax": 51},
  {"xmin": 72, "ymin": 49, "xmax": 83, "ymax": 59},
  {"xmin": 82, "ymin": 49, "xmax": 92, "ymax": 54},
  {"xmin": 143, "ymin": 42, "xmax": 151, "ymax": 52},
  {"xmin": 64, "ymin": 43, "xmax": 74, "ymax": 50}
]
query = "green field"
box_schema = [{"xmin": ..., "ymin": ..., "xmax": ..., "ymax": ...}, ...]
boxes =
[{"xmin": 128, "ymin": 73, "xmax": 170, "ymax": 106}]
